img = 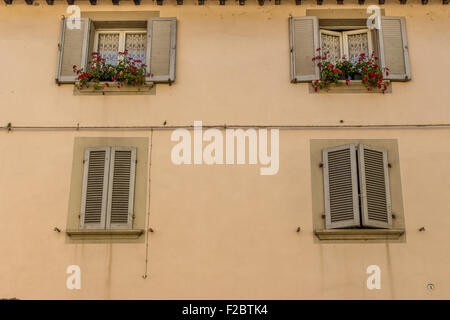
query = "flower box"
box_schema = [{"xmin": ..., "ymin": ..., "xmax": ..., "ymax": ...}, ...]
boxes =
[
  {"xmin": 74, "ymin": 81, "xmax": 154, "ymax": 95},
  {"xmin": 310, "ymin": 80, "xmax": 391, "ymax": 94}
]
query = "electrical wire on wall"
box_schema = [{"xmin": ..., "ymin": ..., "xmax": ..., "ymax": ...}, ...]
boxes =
[
  {"xmin": 143, "ymin": 129, "xmax": 154, "ymax": 280},
  {"xmin": 2, "ymin": 123, "xmax": 450, "ymax": 132}
]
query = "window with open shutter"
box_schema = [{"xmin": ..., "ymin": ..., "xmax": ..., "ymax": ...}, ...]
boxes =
[
  {"xmin": 291, "ymin": 15, "xmax": 411, "ymax": 85},
  {"xmin": 358, "ymin": 144, "xmax": 392, "ymax": 229},
  {"xmin": 378, "ymin": 16, "xmax": 411, "ymax": 81},
  {"xmin": 322, "ymin": 144, "xmax": 360, "ymax": 229},
  {"xmin": 146, "ymin": 17, "xmax": 177, "ymax": 83},
  {"xmin": 289, "ymin": 16, "xmax": 320, "ymax": 83},
  {"xmin": 106, "ymin": 147, "xmax": 137, "ymax": 230},
  {"xmin": 56, "ymin": 17, "xmax": 90, "ymax": 84},
  {"xmin": 321, "ymin": 143, "xmax": 393, "ymax": 230},
  {"xmin": 80, "ymin": 147, "xmax": 110, "ymax": 229},
  {"xmin": 80, "ymin": 146, "xmax": 137, "ymax": 230}
]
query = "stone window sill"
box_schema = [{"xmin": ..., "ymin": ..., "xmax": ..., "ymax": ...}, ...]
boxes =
[
  {"xmin": 309, "ymin": 80, "xmax": 391, "ymax": 94},
  {"xmin": 66, "ymin": 229, "xmax": 144, "ymax": 240},
  {"xmin": 315, "ymin": 228, "xmax": 404, "ymax": 241},
  {"xmin": 74, "ymin": 82, "xmax": 154, "ymax": 95}
]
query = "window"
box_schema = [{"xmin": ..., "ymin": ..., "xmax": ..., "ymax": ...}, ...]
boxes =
[
  {"xmin": 66, "ymin": 137, "xmax": 149, "ymax": 241},
  {"xmin": 80, "ymin": 146, "xmax": 137, "ymax": 230},
  {"xmin": 56, "ymin": 17, "xmax": 177, "ymax": 84},
  {"xmin": 289, "ymin": 16, "xmax": 411, "ymax": 83},
  {"xmin": 310, "ymin": 139, "xmax": 405, "ymax": 242},
  {"xmin": 322, "ymin": 143, "xmax": 391, "ymax": 229},
  {"xmin": 320, "ymin": 28, "xmax": 372, "ymax": 64},
  {"xmin": 94, "ymin": 30, "xmax": 147, "ymax": 66}
]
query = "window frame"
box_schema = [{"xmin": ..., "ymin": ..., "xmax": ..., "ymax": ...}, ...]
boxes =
[
  {"xmin": 65, "ymin": 137, "xmax": 148, "ymax": 242},
  {"xmin": 319, "ymin": 29, "xmax": 343, "ymax": 63},
  {"xmin": 310, "ymin": 139, "xmax": 406, "ymax": 242},
  {"xmin": 342, "ymin": 28, "xmax": 373, "ymax": 60},
  {"xmin": 93, "ymin": 29, "xmax": 147, "ymax": 65}
]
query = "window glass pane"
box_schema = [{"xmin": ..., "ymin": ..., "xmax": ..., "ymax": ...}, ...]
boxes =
[
  {"xmin": 98, "ymin": 33, "xmax": 120, "ymax": 66},
  {"xmin": 320, "ymin": 33, "xmax": 341, "ymax": 64},
  {"xmin": 347, "ymin": 33, "xmax": 369, "ymax": 63},
  {"xmin": 125, "ymin": 33, "xmax": 147, "ymax": 66}
]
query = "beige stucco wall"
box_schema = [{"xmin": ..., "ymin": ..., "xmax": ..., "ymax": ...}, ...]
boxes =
[{"xmin": 1, "ymin": 2, "xmax": 450, "ymax": 299}]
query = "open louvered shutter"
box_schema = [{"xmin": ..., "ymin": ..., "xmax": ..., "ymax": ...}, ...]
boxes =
[
  {"xmin": 378, "ymin": 17, "xmax": 411, "ymax": 81},
  {"xmin": 80, "ymin": 147, "xmax": 110, "ymax": 229},
  {"xmin": 146, "ymin": 17, "xmax": 177, "ymax": 83},
  {"xmin": 289, "ymin": 16, "xmax": 320, "ymax": 83},
  {"xmin": 106, "ymin": 147, "xmax": 137, "ymax": 230},
  {"xmin": 358, "ymin": 144, "xmax": 392, "ymax": 229},
  {"xmin": 323, "ymin": 144, "xmax": 360, "ymax": 229},
  {"xmin": 56, "ymin": 17, "xmax": 91, "ymax": 84}
]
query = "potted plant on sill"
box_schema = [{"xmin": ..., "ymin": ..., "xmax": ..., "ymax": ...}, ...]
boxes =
[
  {"xmin": 73, "ymin": 50, "xmax": 151, "ymax": 91},
  {"xmin": 312, "ymin": 49, "xmax": 389, "ymax": 93}
]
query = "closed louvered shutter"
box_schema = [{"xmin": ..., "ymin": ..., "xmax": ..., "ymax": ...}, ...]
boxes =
[
  {"xmin": 323, "ymin": 144, "xmax": 360, "ymax": 229},
  {"xmin": 378, "ymin": 17, "xmax": 411, "ymax": 81},
  {"xmin": 358, "ymin": 144, "xmax": 392, "ymax": 229},
  {"xmin": 80, "ymin": 147, "xmax": 110, "ymax": 229},
  {"xmin": 146, "ymin": 17, "xmax": 177, "ymax": 83},
  {"xmin": 106, "ymin": 147, "xmax": 137, "ymax": 229},
  {"xmin": 56, "ymin": 17, "xmax": 91, "ymax": 84},
  {"xmin": 289, "ymin": 16, "xmax": 320, "ymax": 82}
]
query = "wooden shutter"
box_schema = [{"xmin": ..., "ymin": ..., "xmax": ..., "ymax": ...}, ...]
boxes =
[
  {"xmin": 146, "ymin": 17, "xmax": 177, "ymax": 83},
  {"xmin": 378, "ymin": 17, "xmax": 411, "ymax": 81},
  {"xmin": 80, "ymin": 147, "xmax": 110, "ymax": 229},
  {"xmin": 56, "ymin": 17, "xmax": 91, "ymax": 84},
  {"xmin": 289, "ymin": 16, "xmax": 320, "ymax": 83},
  {"xmin": 358, "ymin": 144, "xmax": 392, "ymax": 229},
  {"xmin": 323, "ymin": 144, "xmax": 360, "ymax": 229},
  {"xmin": 106, "ymin": 147, "xmax": 137, "ymax": 230}
]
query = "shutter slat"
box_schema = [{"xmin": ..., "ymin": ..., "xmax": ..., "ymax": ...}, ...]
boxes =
[
  {"xmin": 146, "ymin": 17, "xmax": 177, "ymax": 83},
  {"xmin": 106, "ymin": 147, "xmax": 137, "ymax": 230},
  {"xmin": 358, "ymin": 144, "xmax": 392, "ymax": 229},
  {"xmin": 56, "ymin": 17, "xmax": 90, "ymax": 83},
  {"xmin": 80, "ymin": 147, "xmax": 110, "ymax": 229},
  {"xmin": 290, "ymin": 16, "xmax": 320, "ymax": 82},
  {"xmin": 323, "ymin": 144, "xmax": 361, "ymax": 229}
]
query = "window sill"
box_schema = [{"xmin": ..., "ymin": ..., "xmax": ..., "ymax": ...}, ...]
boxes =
[
  {"xmin": 309, "ymin": 80, "xmax": 391, "ymax": 94},
  {"xmin": 66, "ymin": 229, "xmax": 145, "ymax": 240},
  {"xmin": 314, "ymin": 228, "xmax": 404, "ymax": 241},
  {"xmin": 74, "ymin": 82, "xmax": 155, "ymax": 95}
]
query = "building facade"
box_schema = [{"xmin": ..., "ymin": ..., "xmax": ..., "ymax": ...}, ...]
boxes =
[{"xmin": 1, "ymin": 1, "xmax": 450, "ymax": 299}]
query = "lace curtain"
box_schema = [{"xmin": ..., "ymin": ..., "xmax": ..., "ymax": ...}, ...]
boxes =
[
  {"xmin": 320, "ymin": 33, "xmax": 341, "ymax": 64},
  {"xmin": 347, "ymin": 33, "xmax": 369, "ymax": 63},
  {"xmin": 97, "ymin": 32, "xmax": 147, "ymax": 66},
  {"xmin": 125, "ymin": 33, "xmax": 147, "ymax": 66},
  {"xmin": 98, "ymin": 33, "xmax": 120, "ymax": 66}
]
